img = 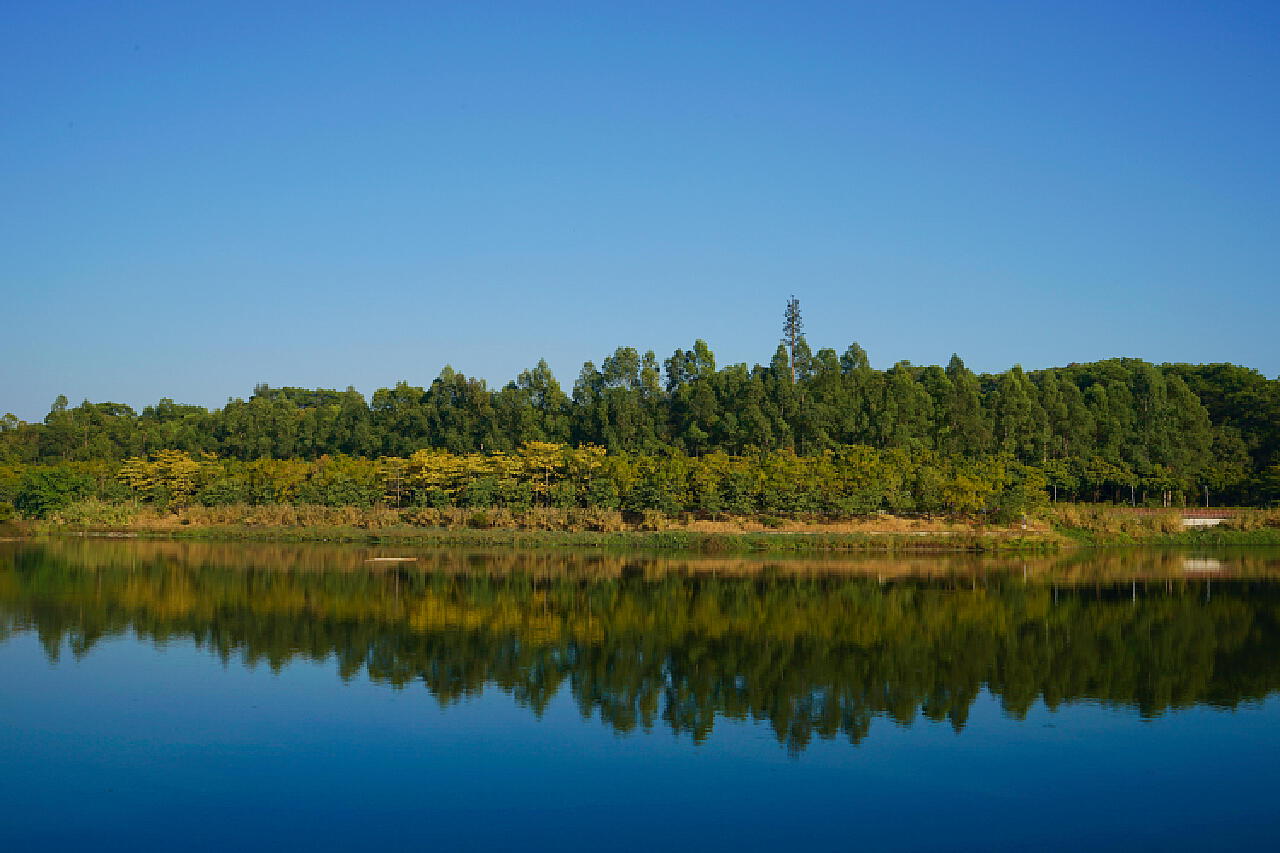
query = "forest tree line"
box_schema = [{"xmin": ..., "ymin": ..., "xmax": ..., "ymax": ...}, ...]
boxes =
[{"xmin": 3, "ymin": 336, "xmax": 1279, "ymax": 513}]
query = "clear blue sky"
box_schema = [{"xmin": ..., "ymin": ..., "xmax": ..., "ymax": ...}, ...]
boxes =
[{"xmin": 3, "ymin": 1, "xmax": 1278, "ymax": 421}]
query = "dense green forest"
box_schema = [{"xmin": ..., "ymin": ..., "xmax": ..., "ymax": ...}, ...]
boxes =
[
  {"xmin": 5, "ymin": 541, "xmax": 1278, "ymax": 752},
  {"xmin": 4, "ymin": 316, "xmax": 1279, "ymax": 515}
]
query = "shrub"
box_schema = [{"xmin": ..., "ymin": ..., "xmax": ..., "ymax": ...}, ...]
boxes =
[
  {"xmin": 48, "ymin": 498, "xmax": 141, "ymax": 527},
  {"xmin": 15, "ymin": 468, "xmax": 92, "ymax": 518}
]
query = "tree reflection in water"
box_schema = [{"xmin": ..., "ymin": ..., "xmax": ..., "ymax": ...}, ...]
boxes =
[{"xmin": 3, "ymin": 540, "xmax": 1278, "ymax": 754}]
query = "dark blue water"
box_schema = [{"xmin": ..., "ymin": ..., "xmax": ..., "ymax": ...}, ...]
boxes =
[{"xmin": 2, "ymin": 540, "xmax": 1279, "ymax": 851}]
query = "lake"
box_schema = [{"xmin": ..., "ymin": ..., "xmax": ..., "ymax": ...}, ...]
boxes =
[{"xmin": 3, "ymin": 539, "xmax": 1279, "ymax": 850}]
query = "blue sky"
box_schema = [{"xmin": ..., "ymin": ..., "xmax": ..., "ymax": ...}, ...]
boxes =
[{"xmin": 3, "ymin": 1, "xmax": 1278, "ymax": 420}]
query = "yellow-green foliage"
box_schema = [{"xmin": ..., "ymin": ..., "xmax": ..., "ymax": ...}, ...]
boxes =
[
  {"xmin": 68, "ymin": 442, "xmax": 1052, "ymax": 521},
  {"xmin": 118, "ymin": 450, "xmax": 213, "ymax": 506},
  {"xmin": 401, "ymin": 442, "xmax": 606, "ymax": 503}
]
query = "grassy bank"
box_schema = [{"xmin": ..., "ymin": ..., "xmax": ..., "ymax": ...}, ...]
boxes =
[
  {"xmin": 1054, "ymin": 527, "xmax": 1280, "ymax": 547},
  {"xmin": 1049, "ymin": 505, "xmax": 1280, "ymax": 546},
  {"xmin": 23, "ymin": 499, "xmax": 1063, "ymax": 553},
  {"xmin": 19, "ymin": 500, "xmax": 1280, "ymax": 552},
  {"xmin": 96, "ymin": 526, "xmax": 1066, "ymax": 553}
]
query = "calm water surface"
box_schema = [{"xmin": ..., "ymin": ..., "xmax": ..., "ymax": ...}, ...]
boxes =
[{"xmin": 3, "ymin": 540, "xmax": 1280, "ymax": 850}]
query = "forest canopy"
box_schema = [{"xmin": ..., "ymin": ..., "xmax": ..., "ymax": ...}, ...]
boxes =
[{"xmin": 3, "ymin": 325, "xmax": 1278, "ymax": 513}]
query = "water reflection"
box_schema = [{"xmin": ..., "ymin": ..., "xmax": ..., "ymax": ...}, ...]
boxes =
[{"xmin": 3, "ymin": 539, "xmax": 1279, "ymax": 753}]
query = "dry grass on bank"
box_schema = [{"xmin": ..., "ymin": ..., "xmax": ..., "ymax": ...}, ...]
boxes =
[
  {"xmin": 1049, "ymin": 504, "xmax": 1280, "ymax": 537},
  {"xmin": 42, "ymin": 499, "xmax": 1044, "ymax": 537},
  {"xmin": 1220, "ymin": 508, "xmax": 1280, "ymax": 531},
  {"xmin": 1049, "ymin": 505, "xmax": 1187, "ymax": 537},
  {"xmin": 48, "ymin": 501, "xmax": 640, "ymax": 533}
]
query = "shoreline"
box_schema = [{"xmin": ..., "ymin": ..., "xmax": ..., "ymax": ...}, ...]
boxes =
[
  {"xmin": 19, "ymin": 525, "xmax": 1062, "ymax": 553},
  {"xmin": 9, "ymin": 521, "xmax": 1280, "ymax": 553},
  {"xmin": 8, "ymin": 502, "xmax": 1279, "ymax": 553},
  {"xmin": 6, "ymin": 515, "xmax": 1058, "ymax": 552}
]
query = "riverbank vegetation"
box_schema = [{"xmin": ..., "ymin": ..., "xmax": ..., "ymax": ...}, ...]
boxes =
[
  {"xmin": 18, "ymin": 501, "xmax": 1061, "ymax": 553},
  {"xmin": 3, "ymin": 444, "xmax": 1053, "ymax": 522},
  {"xmin": 4, "ymin": 308, "xmax": 1279, "ymax": 520},
  {"xmin": 10, "ymin": 490, "xmax": 1280, "ymax": 551}
]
